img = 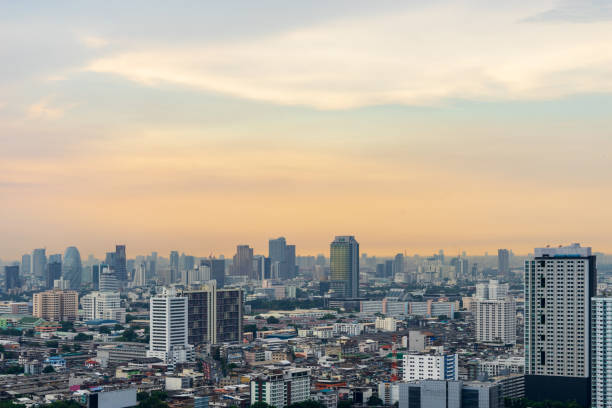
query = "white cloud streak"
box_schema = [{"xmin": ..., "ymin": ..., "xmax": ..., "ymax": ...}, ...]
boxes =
[{"xmin": 83, "ymin": 1, "xmax": 612, "ymax": 109}]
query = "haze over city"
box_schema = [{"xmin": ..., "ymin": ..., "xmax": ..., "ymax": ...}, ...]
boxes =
[{"xmin": 3, "ymin": 1, "xmax": 612, "ymax": 258}]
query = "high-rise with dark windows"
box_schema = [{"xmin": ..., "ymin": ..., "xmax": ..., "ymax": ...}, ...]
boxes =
[
  {"xmin": 524, "ymin": 243, "xmax": 595, "ymax": 407},
  {"xmin": 4, "ymin": 265, "xmax": 20, "ymax": 291},
  {"xmin": 330, "ymin": 236, "xmax": 359, "ymax": 298},
  {"xmin": 498, "ymin": 249, "xmax": 510, "ymax": 280},
  {"xmin": 32, "ymin": 248, "xmax": 46, "ymax": 279}
]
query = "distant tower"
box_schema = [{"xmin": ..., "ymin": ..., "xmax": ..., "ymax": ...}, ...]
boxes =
[
  {"xmin": 170, "ymin": 251, "xmax": 179, "ymax": 283},
  {"xmin": 32, "ymin": 248, "xmax": 47, "ymax": 279},
  {"xmin": 21, "ymin": 254, "xmax": 31, "ymax": 276},
  {"xmin": 114, "ymin": 245, "xmax": 127, "ymax": 283},
  {"xmin": 498, "ymin": 249, "xmax": 510, "ymax": 280},
  {"xmin": 46, "ymin": 259, "xmax": 62, "ymax": 290},
  {"xmin": 232, "ymin": 245, "xmax": 254, "ymax": 277},
  {"xmin": 4, "ymin": 265, "xmax": 20, "ymax": 291},
  {"xmin": 330, "ymin": 236, "xmax": 359, "ymax": 298},
  {"xmin": 62, "ymin": 246, "xmax": 82, "ymax": 290}
]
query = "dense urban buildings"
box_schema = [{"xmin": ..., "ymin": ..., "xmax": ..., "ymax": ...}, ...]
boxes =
[
  {"xmin": 330, "ymin": 236, "xmax": 359, "ymax": 298},
  {"xmin": 250, "ymin": 368, "xmax": 311, "ymax": 408},
  {"xmin": 524, "ymin": 243, "xmax": 596, "ymax": 407}
]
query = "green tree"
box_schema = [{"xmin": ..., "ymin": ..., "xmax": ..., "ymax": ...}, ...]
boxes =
[
  {"xmin": 244, "ymin": 324, "xmax": 258, "ymax": 334},
  {"xmin": 367, "ymin": 396, "xmax": 383, "ymax": 406},
  {"xmin": 74, "ymin": 333, "xmax": 93, "ymax": 341},
  {"xmin": 338, "ymin": 400, "xmax": 352, "ymax": 408},
  {"xmin": 99, "ymin": 326, "xmax": 112, "ymax": 334},
  {"xmin": 0, "ymin": 401, "xmax": 26, "ymax": 408},
  {"xmin": 45, "ymin": 340, "xmax": 59, "ymax": 348},
  {"xmin": 43, "ymin": 365, "xmax": 55, "ymax": 373},
  {"xmin": 60, "ymin": 321, "xmax": 75, "ymax": 332},
  {"xmin": 266, "ymin": 316, "xmax": 280, "ymax": 324},
  {"xmin": 252, "ymin": 402, "xmax": 274, "ymax": 408}
]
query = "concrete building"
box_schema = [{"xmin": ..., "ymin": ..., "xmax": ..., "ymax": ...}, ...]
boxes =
[
  {"xmin": 250, "ymin": 368, "xmax": 311, "ymax": 408},
  {"xmin": 375, "ymin": 317, "xmax": 397, "ymax": 332},
  {"xmin": 524, "ymin": 243, "xmax": 596, "ymax": 407},
  {"xmin": 4, "ymin": 265, "xmax": 20, "ymax": 292},
  {"xmin": 147, "ymin": 287, "xmax": 194, "ymax": 364},
  {"xmin": 474, "ymin": 280, "xmax": 516, "ymax": 345},
  {"xmin": 403, "ymin": 352, "xmax": 458, "ymax": 382},
  {"xmin": 398, "ymin": 380, "xmax": 501, "ymax": 408},
  {"xmin": 32, "ymin": 248, "xmax": 47, "ymax": 279},
  {"xmin": 81, "ymin": 291, "xmax": 125, "ymax": 323},
  {"xmin": 592, "ymin": 297, "xmax": 612, "ymax": 408},
  {"xmin": 0, "ymin": 301, "xmax": 30, "ymax": 314},
  {"xmin": 33, "ymin": 289, "xmax": 78, "ymax": 322},
  {"xmin": 181, "ymin": 282, "xmax": 242, "ymax": 345},
  {"xmin": 330, "ymin": 236, "xmax": 359, "ymax": 298}
]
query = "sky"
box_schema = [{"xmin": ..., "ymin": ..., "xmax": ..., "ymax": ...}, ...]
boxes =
[{"xmin": 2, "ymin": 0, "xmax": 612, "ymax": 260}]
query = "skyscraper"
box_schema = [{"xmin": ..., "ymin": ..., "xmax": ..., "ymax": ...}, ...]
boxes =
[
  {"xmin": 393, "ymin": 253, "xmax": 404, "ymax": 277},
  {"xmin": 473, "ymin": 280, "xmax": 516, "ymax": 345},
  {"xmin": 147, "ymin": 287, "xmax": 194, "ymax": 364},
  {"xmin": 21, "ymin": 254, "xmax": 31, "ymax": 276},
  {"xmin": 62, "ymin": 246, "xmax": 82, "ymax": 290},
  {"xmin": 330, "ymin": 236, "xmax": 359, "ymax": 298},
  {"xmin": 46, "ymin": 260, "xmax": 62, "ymax": 289},
  {"xmin": 4, "ymin": 265, "xmax": 19, "ymax": 291},
  {"xmin": 181, "ymin": 282, "xmax": 243, "ymax": 345},
  {"xmin": 268, "ymin": 237, "xmax": 297, "ymax": 280},
  {"xmin": 114, "ymin": 245, "xmax": 127, "ymax": 283},
  {"xmin": 524, "ymin": 243, "xmax": 596, "ymax": 407},
  {"xmin": 232, "ymin": 245, "xmax": 254, "ymax": 277},
  {"xmin": 498, "ymin": 249, "xmax": 510, "ymax": 280},
  {"xmin": 201, "ymin": 258, "xmax": 225, "ymax": 288},
  {"xmin": 170, "ymin": 251, "xmax": 179, "ymax": 283},
  {"xmin": 32, "ymin": 248, "xmax": 47, "ymax": 279},
  {"xmin": 591, "ymin": 297, "xmax": 612, "ymax": 408}
]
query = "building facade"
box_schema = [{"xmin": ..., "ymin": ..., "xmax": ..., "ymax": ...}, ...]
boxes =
[
  {"xmin": 592, "ymin": 297, "xmax": 612, "ymax": 408},
  {"xmin": 524, "ymin": 243, "xmax": 596, "ymax": 407},
  {"xmin": 147, "ymin": 287, "xmax": 194, "ymax": 364},
  {"xmin": 182, "ymin": 282, "xmax": 242, "ymax": 345},
  {"xmin": 330, "ymin": 236, "xmax": 359, "ymax": 298},
  {"xmin": 33, "ymin": 289, "xmax": 78, "ymax": 322},
  {"xmin": 403, "ymin": 353, "xmax": 458, "ymax": 382},
  {"xmin": 250, "ymin": 368, "xmax": 311, "ymax": 408}
]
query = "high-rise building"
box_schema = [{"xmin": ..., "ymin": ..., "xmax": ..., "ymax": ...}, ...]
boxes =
[
  {"xmin": 498, "ymin": 249, "xmax": 510, "ymax": 280},
  {"xmin": 81, "ymin": 291, "xmax": 125, "ymax": 323},
  {"xmin": 206, "ymin": 258, "xmax": 225, "ymax": 288},
  {"xmin": 181, "ymin": 282, "xmax": 243, "ymax": 345},
  {"xmin": 232, "ymin": 245, "xmax": 254, "ymax": 277},
  {"xmin": 524, "ymin": 243, "xmax": 596, "ymax": 407},
  {"xmin": 46, "ymin": 261, "xmax": 62, "ymax": 290},
  {"xmin": 250, "ymin": 368, "xmax": 311, "ymax": 408},
  {"xmin": 393, "ymin": 253, "xmax": 404, "ymax": 277},
  {"xmin": 99, "ymin": 268, "xmax": 120, "ymax": 292},
  {"xmin": 114, "ymin": 245, "xmax": 127, "ymax": 283},
  {"xmin": 170, "ymin": 251, "xmax": 179, "ymax": 283},
  {"xmin": 62, "ymin": 246, "xmax": 82, "ymax": 290},
  {"xmin": 4, "ymin": 265, "xmax": 20, "ymax": 291},
  {"xmin": 133, "ymin": 262, "xmax": 146, "ymax": 287},
  {"xmin": 268, "ymin": 237, "xmax": 297, "ymax": 280},
  {"xmin": 32, "ymin": 248, "xmax": 47, "ymax": 279},
  {"xmin": 147, "ymin": 287, "xmax": 194, "ymax": 364},
  {"xmin": 330, "ymin": 236, "xmax": 359, "ymax": 298},
  {"xmin": 21, "ymin": 254, "xmax": 31, "ymax": 276},
  {"xmin": 33, "ymin": 289, "xmax": 78, "ymax": 322},
  {"xmin": 398, "ymin": 380, "xmax": 501, "ymax": 408},
  {"xmin": 384, "ymin": 260, "xmax": 394, "ymax": 278},
  {"xmin": 474, "ymin": 280, "xmax": 516, "ymax": 345},
  {"xmin": 592, "ymin": 297, "xmax": 612, "ymax": 408},
  {"xmin": 402, "ymin": 352, "xmax": 458, "ymax": 382}
]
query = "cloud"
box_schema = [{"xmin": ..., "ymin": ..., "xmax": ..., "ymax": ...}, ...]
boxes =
[
  {"xmin": 27, "ymin": 98, "xmax": 74, "ymax": 119},
  {"xmin": 79, "ymin": 35, "xmax": 108, "ymax": 48},
  {"xmin": 524, "ymin": 0, "xmax": 612, "ymax": 23},
  {"xmin": 84, "ymin": 1, "xmax": 612, "ymax": 109}
]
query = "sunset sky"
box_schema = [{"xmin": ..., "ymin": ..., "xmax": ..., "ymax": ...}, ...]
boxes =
[{"xmin": 2, "ymin": 1, "xmax": 612, "ymax": 259}]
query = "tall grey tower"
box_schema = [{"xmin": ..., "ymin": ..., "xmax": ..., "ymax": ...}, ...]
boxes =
[
  {"xmin": 170, "ymin": 250, "xmax": 179, "ymax": 283},
  {"xmin": 524, "ymin": 243, "xmax": 596, "ymax": 407},
  {"xmin": 62, "ymin": 246, "xmax": 82, "ymax": 290},
  {"xmin": 498, "ymin": 249, "xmax": 510, "ymax": 280},
  {"xmin": 32, "ymin": 248, "xmax": 47, "ymax": 279},
  {"xmin": 330, "ymin": 236, "xmax": 359, "ymax": 298}
]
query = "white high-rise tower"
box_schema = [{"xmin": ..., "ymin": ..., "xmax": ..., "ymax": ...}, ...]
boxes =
[
  {"xmin": 147, "ymin": 287, "xmax": 194, "ymax": 365},
  {"xmin": 524, "ymin": 243, "xmax": 595, "ymax": 407}
]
